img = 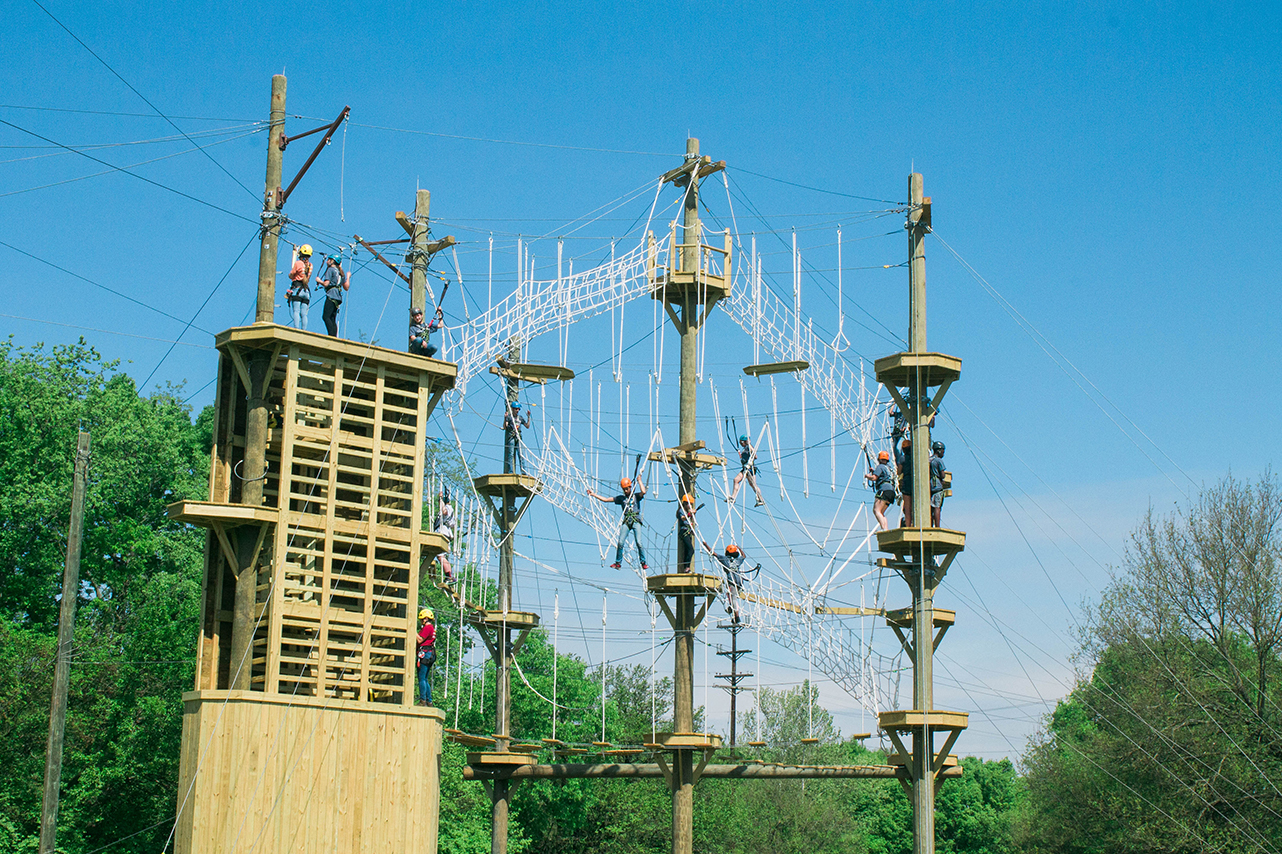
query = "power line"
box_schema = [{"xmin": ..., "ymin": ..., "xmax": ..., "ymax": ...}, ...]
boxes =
[
  {"xmin": 30, "ymin": 0, "xmax": 260, "ymax": 200},
  {"xmin": 729, "ymin": 166, "xmax": 902, "ymax": 205},
  {"xmin": 345, "ymin": 121, "xmax": 672, "ymax": 157},
  {"xmin": 0, "ymin": 103, "xmax": 254, "ymax": 122}
]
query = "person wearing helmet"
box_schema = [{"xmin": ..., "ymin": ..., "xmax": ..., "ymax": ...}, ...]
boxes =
[
  {"xmin": 503, "ymin": 401, "xmax": 532, "ymax": 473},
  {"xmin": 676, "ymin": 493, "xmax": 699, "ymax": 572},
  {"xmin": 726, "ymin": 434, "xmax": 766, "ymax": 508},
  {"xmin": 409, "ymin": 305, "xmax": 445, "ymax": 357},
  {"xmin": 587, "ymin": 476, "xmax": 649, "ymax": 571},
  {"xmin": 317, "ymin": 254, "xmax": 349, "ymax": 337},
  {"xmin": 701, "ymin": 540, "xmax": 752, "ymax": 622},
  {"xmin": 416, "ymin": 608, "xmax": 437, "ymax": 706},
  {"xmin": 434, "ymin": 489, "xmax": 456, "ymax": 580},
  {"xmin": 865, "ymin": 449, "xmax": 897, "ymax": 530},
  {"xmin": 286, "ymin": 244, "xmax": 314, "ymax": 330},
  {"xmin": 896, "ymin": 438, "xmax": 914, "ymax": 527},
  {"xmin": 929, "ymin": 441, "xmax": 947, "ymax": 527}
]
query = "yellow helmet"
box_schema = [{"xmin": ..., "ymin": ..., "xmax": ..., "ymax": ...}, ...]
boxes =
[
  {"xmin": 418, "ymin": 607, "xmax": 434, "ymax": 621},
  {"xmin": 298, "ymin": 244, "xmax": 313, "ymax": 257}
]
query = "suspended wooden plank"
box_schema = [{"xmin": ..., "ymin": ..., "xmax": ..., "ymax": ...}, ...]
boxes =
[
  {"xmin": 490, "ymin": 361, "xmax": 575, "ymax": 383},
  {"xmin": 742, "ymin": 360, "xmax": 810, "ymax": 377}
]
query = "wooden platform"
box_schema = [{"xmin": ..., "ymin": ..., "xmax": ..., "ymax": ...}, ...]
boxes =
[
  {"xmin": 468, "ymin": 610, "xmax": 541, "ymax": 631},
  {"xmin": 648, "ymin": 229, "xmax": 733, "ymax": 307},
  {"xmin": 472, "ymin": 473, "xmax": 541, "ymax": 498},
  {"xmin": 490, "ymin": 361, "xmax": 575, "ymax": 384},
  {"xmin": 647, "ymin": 732, "xmax": 723, "ymax": 751},
  {"xmin": 875, "ymin": 527, "xmax": 966, "ymax": 558},
  {"xmin": 419, "ymin": 530, "xmax": 451, "ymax": 559},
  {"xmin": 646, "ymin": 573, "xmax": 723, "ymax": 596},
  {"xmin": 168, "ymin": 500, "xmax": 279, "ymax": 527},
  {"xmin": 174, "ymin": 690, "xmax": 443, "ymax": 854},
  {"xmin": 878, "ymin": 710, "xmax": 970, "ymax": 733},
  {"xmin": 743, "ymin": 360, "xmax": 810, "ymax": 377},
  {"xmin": 873, "ymin": 351, "xmax": 962, "ymax": 388},
  {"xmin": 216, "ymin": 322, "xmax": 459, "ymax": 380},
  {"xmin": 884, "ymin": 607, "xmax": 956, "ymax": 628},
  {"xmin": 887, "ymin": 752, "xmax": 959, "ymax": 768},
  {"xmin": 467, "ymin": 751, "xmax": 537, "ymax": 768}
]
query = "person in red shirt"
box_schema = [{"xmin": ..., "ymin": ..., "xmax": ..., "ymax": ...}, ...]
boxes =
[
  {"xmin": 286, "ymin": 244, "xmax": 313, "ymax": 330},
  {"xmin": 417, "ymin": 608, "xmax": 436, "ymax": 705}
]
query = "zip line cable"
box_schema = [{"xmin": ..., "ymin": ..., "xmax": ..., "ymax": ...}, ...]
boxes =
[
  {"xmin": 30, "ymin": 0, "xmax": 260, "ymax": 201},
  {"xmin": 728, "ymin": 166, "xmax": 902, "ymax": 205},
  {"xmin": 0, "ymin": 103, "xmax": 256, "ymax": 122},
  {"xmin": 0, "ymin": 122, "xmax": 260, "ymax": 163},
  {"xmin": 340, "ymin": 120, "xmax": 671, "ymax": 157},
  {"xmin": 0, "ymin": 239, "xmax": 215, "ymax": 333},
  {"xmin": 140, "ymin": 230, "xmax": 257, "ymax": 389},
  {"xmin": 0, "ymin": 117, "xmax": 257, "ymax": 224},
  {"xmin": 0, "ymin": 314, "xmax": 216, "ymax": 350}
]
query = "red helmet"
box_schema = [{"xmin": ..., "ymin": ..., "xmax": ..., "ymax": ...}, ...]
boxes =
[{"xmin": 725, "ymin": 544, "xmax": 739, "ymax": 555}]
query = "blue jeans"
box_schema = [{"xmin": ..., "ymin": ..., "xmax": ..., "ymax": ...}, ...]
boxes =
[
  {"xmin": 288, "ymin": 298, "xmax": 308, "ymax": 330},
  {"xmin": 417, "ymin": 659, "xmax": 434, "ymax": 704},
  {"xmin": 614, "ymin": 522, "xmax": 646, "ymax": 565}
]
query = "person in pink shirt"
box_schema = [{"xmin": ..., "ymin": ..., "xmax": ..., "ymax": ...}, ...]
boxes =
[
  {"xmin": 286, "ymin": 244, "xmax": 314, "ymax": 329},
  {"xmin": 416, "ymin": 608, "xmax": 437, "ymax": 705}
]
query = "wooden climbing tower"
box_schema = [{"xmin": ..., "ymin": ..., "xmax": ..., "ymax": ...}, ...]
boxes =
[{"xmin": 168, "ymin": 74, "xmax": 458, "ymax": 854}]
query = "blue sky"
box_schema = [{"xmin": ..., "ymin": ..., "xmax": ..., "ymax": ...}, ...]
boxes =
[{"xmin": 3, "ymin": 1, "xmax": 1280, "ymax": 760}]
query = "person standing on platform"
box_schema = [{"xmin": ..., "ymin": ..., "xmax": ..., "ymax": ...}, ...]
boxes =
[
  {"xmin": 896, "ymin": 438, "xmax": 914, "ymax": 527},
  {"xmin": 676, "ymin": 493, "xmax": 698, "ymax": 572},
  {"xmin": 503, "ymin": 402, "xmax": 532, "ymax": 474},
  {"xmin": 286, "ymin": 244, "xmax": 313, "ymax": 330},
  {"xmin": 727, "ymin": 434, "xmax": 766, "ymax": 507},
  {"xmin": 416, "ymin": 608, "xmax": 437, "ymax": 706},
  {"xmin": 588, "ymin": 476, "xmax": 648, "ymax": 571},
  {"xmin": 930, "ymin": 441, "xmax": 947, "ymax": 527},
  {"xmin": 318, "ymin": 254, "xmax": 349, "ymax": 337},
  {"xmin": 409, "ymin": 306, "xmax": 444, "ymax": 357},
  {"xmin": 865, "ymin": 450, "xmax": 896, "ymax": 530}
]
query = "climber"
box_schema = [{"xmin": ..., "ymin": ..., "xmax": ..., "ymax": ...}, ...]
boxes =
[
  {"xmin": 409, "ymin": 306, "xmax": 445, "ymax": 357},
  {"xmin": 676, "ymin": 493, "xmax": 698, "ymax": 572},
  {"xmin": 503, "ymin": 401, "xmax": 531, "ymax": 474},
  {"xmin": 317, "ymin": 254, "xmax": 349, "ymax": 337},
  {"xmin": 416, "ymin": 608, "xmax": 436, "ymax": 706},
  {"xmin": 434, "ymin": 488, "xmax": 455, "ymax": 580},
  {"xmin": 727, "ymin": 434, "xmax": 766, "ymax": 507},
  {"xmin": 285, "ymin": 244, "xmax": 313, "ymax": 330},
  {"xmin": 896, "ymin": 438, "xmax": 914, "ymax": 527},
  {"xmin": 587, "ymin": 477, "xmax": 648, "ymax": 571},
  {"xmin": 864, "ymin": 449, "xmax": 896, "ymax": 530},
  {"xmin": 930, "ymin": 441, "xmax": 947, "ymax": 527},
  {"xmin": 702, "ymin": 540, "xmax": 749, "ymax": 623}
]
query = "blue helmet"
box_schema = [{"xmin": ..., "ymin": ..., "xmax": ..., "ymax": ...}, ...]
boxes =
[{"xmin": 739, "ymin": 435, "xmax": 749, "ymax": 443}]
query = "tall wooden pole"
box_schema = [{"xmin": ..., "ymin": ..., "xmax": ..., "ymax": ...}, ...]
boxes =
[
  {"xmin": 231, "ymin": 75, "xmax": 285, "ymax": 688},
  {"xmin": 907, "ymin": 172, "xmax": 936, "ymax": 854},
  {"xmin": 255, "ymin": 75, "xmax": 286, "ymax": 324},
  {"xmin": 39, "ymin": 431, "xmax": 90, "ymax": 854},
  {"xmin": 409, "ymin": 189, "xmax": 431, "ymax": 316}
]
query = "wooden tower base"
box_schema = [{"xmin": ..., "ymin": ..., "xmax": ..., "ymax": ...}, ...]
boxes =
[{"xmin": 174, "ymin": 691, "xmax": 443, "ymax": 854}]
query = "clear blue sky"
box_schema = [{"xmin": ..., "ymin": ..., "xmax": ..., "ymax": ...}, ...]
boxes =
[{"xmin": 3, "ymin": 1, "xmax": 1280, "ymax": 760}]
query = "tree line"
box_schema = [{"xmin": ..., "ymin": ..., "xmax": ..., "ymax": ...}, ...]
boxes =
[{"xmin": 2, "ymin": 340, "xmax": 1279, "ymax": 852}]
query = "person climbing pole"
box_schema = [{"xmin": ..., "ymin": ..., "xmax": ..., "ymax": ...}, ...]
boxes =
[
  {"xmin": 930, "ymin": 441, "xmax": 947, "ymax": 527},
  {"xmin": 865, "ymin": 449, "xmax": 896, "ymax": 530},
  {"xmin": 896, "ymin": 437, "xmax": 914, "ymax": 527},
  {"xmin": 286, "ymin": 244, "xmax": 313, "ymax": 330},
  {"xmin": 727, "ymin": 434, "xmax": 766, "ymax": 507},
  {"xmin": 676, "ymin": 493, "xmax": 698, "ymax": 572},
  {"xmin": 434, "ymin": 488, "xmax": 456, "ymax": 581},
  {"xmin": 416, "ymin": 608, "xmax": 436, "ymax": 706},
  {"xmin": 588, "ymin": 476, "xmax": 648, "ymax": 571},
  {"xmin": 503, "ymin": 401, "xmax": 531, "ymax": 474},
  {"xmin": 409, "ymin": 305, "xmax": 444, "ymax": 357},
  {"xmin": 702, "ymin": 540, "xmax": 751, "ymax": 623},
  {"xmin": 318, "ymin": 254, "xmax": 349, "ymax": 337}
]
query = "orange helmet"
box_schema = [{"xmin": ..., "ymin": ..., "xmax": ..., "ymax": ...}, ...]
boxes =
[
  {"xmin": 725, "ymin": 544, "xmax": 739, "ymax": 555},
  {"xmin": 681, "ymin": 493, "xmax": 694, "ymax": 505},
  {"xmin": 878, "ymin": 450, "xmax": 890, "ymax": 462},
  {"xmin": 620, "ymin": 477, "xmax": 632, "ymax": 489}
]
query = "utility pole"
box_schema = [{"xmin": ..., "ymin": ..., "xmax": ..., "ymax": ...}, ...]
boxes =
[
  {"xmin": 714, "ymin": 622, "xmax": 753, "ymax": 749},
  {"xmin": 231, "ymin": 75, "xmax": 286, "ymax": 688},
  {"xmin": 408, "ymin": 189, "xmax": 431, "ymax": 315},
  {"xmin": 39, "ymin": 431, "xmax": 90, "ymax": 854}
]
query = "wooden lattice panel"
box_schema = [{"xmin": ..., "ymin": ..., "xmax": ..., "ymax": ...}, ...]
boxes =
[{"xmin": 191, "ymin": 326, "xmax": 455, "ymax": 708}]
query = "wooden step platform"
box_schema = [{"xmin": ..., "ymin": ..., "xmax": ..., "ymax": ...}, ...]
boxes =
[
  {"xmin": 875, "ymin": 527, "xmax": 965, "ymax": 559},
  {"xmin": 472, "ymin": 473, "xmax": 541, "ymax": 498},
  {"xmin": 743, "ymin": 360, "xmax": 809, "ymax": 377},
  {"xmin": 873, "ymin": 352, "xmax": 962, "ymax": 388},
  {"xmin": 646, "ymin": 573, "xmax": 722, "ymax": 597},
  {"xmin": 467, "ymin": 610, "xmax": 541, "ymax": 632},
  {"xmin": 884, "ymin": 607, "xmax": 956, "ymax": 629},
  {"xmin": 878, "ymin": 710, "xmax": 969, "ymax": 733}
]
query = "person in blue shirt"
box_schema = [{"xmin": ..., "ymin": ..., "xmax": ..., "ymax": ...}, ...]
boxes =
[
  {"xmin": 702, "ymin": 540, "xmax": 750, "ymax": 623},
  {"xmin": 409, "ymin": 306, "xmax": 444, "ymax": 357},
  {"xmin": 588, "ymin": 477, "xmax": 648, "ymax": 571},
  {"xmin": 929, "ymin": 441, "xmax": 947, "ymax": 527},
  {"xmin": 317, "ymin": 255, "xmax": 348, "ymax": 337},
  {"xmin": 865, "ymin": 449, "xmax": 896, "ymax": 530},
  {"xmin": 896, "ymin": 438, "xmax": 914, "ymax": 527}
]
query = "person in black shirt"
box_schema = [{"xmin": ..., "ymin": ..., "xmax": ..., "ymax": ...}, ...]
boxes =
[
  {"xmin": 727, "ymin": 434, "xmax": 766, "ymax": 507},
  {"xmin": 896, "ymin": 438, "xmax": 914, "ymax": 527},
  {"xmin": 929, "ymin": 441, "xmax": 947, "ymax": 527},
  {"xmin": 588, "ymin": 477, "xmax": 648, "ymax": 570},
  {"xmin": 865, "ymin": 449, "xmax": 896, "ymax": 530}
]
